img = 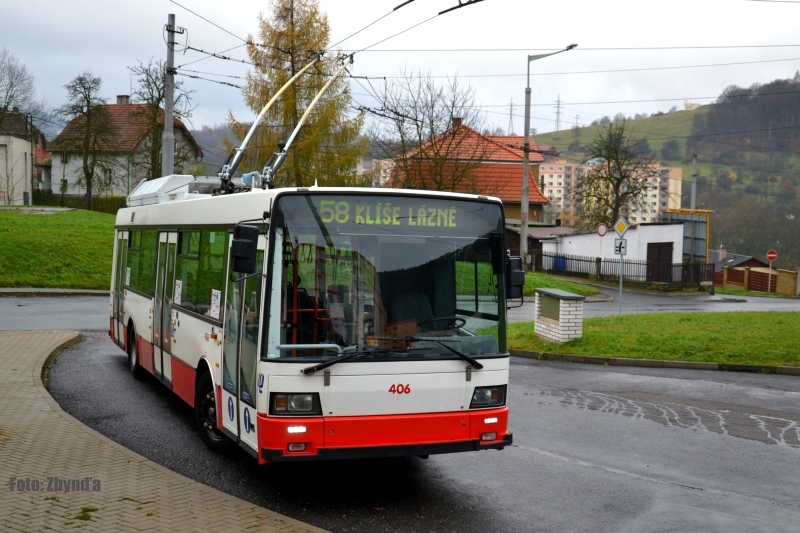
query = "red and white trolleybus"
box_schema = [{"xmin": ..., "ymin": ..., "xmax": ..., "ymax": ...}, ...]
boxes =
[{"xmin": 109, "ymin": 177, "xmax": 520, "ymax": 463}]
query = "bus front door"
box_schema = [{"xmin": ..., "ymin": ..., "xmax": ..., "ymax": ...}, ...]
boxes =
[
  {"xmin": 221, "ymin": 240, "xmax": 265, "ymax": 456},
  {"xmin": 153, "ymin": 232, "xmax": 177, "ymax": 384}
]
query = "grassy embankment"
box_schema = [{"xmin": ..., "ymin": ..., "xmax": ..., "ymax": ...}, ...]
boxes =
[
  {"xmin": 0, "ymin": 208, "xmax": 115, "ymax": 289},
  {"xmin": 505, "ymin": 312, "xmax": 799, "ymax": 368}
]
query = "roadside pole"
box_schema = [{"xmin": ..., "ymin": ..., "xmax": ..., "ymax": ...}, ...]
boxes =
[
  {"xmin": 766, "ymin": 249, "xmax": 777, "ymax": 293},
  {"xmin": 614, "ymin": 218, "xmax": 629, "ymax": 316}
]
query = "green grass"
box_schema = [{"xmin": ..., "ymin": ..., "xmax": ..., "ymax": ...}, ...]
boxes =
[
  {"xmin": 533, "ymin": 107, "xmax": 708, "ymax": 162},
  {"xmin": 523, "ymin": 271, "xmax": 601, "ymax": 297},
  {"xmin": 0, "ymin": 209, "xmax": 115, "ymax": 289},
  {"xmin": 506, "ymin": 311, "xmax": 800, "ymax": 367}
]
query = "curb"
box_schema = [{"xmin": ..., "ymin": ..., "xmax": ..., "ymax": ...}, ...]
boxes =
[{"xmin": 510, "ymin": 349, "xmax": 799, "ymax": 375}]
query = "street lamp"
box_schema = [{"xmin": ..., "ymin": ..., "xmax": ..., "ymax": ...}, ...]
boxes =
[{"xmin": 520, "ymin": 43, "xmax": 577, "ymax": 269}]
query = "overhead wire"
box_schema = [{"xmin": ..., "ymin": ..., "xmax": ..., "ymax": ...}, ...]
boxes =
[{"xmin": 164, "ymin": 1, "xmax": 800, "ymax": 181}]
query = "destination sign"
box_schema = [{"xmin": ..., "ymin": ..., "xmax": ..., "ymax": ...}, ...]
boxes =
[
  {"xmin": 274, "ymin": 194, "xmax": 503, "ymax": 237},
  {"xmin": 317, "ymin": 199, "xmax": 459, "ymax": 228}
]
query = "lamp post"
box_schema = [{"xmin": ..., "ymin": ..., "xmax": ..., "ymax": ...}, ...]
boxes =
[{"xmin": 520, "ymin": 43, "xmax": 577, "ymax": 269}]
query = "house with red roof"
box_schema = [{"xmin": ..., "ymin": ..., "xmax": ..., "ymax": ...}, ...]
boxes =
[
  {"xmin": 389, "ymin": 118, "xmax": 548, "ymax": 254},
  {"xmin": 49, "ymin": 95, "xmax": 203, "ymax": 198}
]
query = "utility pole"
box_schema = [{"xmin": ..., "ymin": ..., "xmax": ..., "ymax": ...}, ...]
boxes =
[
  {"xmin": 691, "ymin": 153, "xmax": 697, "ymax": 210},
  {"xmin": 507, "ymin": 99, "xmax": 515, "ymax": 135},
  {"xmin": 162, "ymin": 14, "xmax": 181, "ymax": 177},
  {"xmin": 554, "ymin": 95, "xmax": 563, "ymax": 139},
  {"xmin": 29, "ymin": 113, "xmax": 35, "ymax": 205}
]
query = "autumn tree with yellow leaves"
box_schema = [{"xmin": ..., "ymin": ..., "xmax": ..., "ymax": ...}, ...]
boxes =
[{"xmin": 228, "ymin": 0, "xmax": 368, "ymax": 188}]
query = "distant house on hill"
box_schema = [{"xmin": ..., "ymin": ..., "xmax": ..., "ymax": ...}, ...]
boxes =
[
  {"xmin": 49, "ymin": 95, "xmax": 203, "ymax": 198},
  {"xmin": 389, "ymin": 118, "xmax": 549, "ymax": 255},
  {"xmin": 0, "ymin": 108, "xmax": 49, "ymax": 206}
]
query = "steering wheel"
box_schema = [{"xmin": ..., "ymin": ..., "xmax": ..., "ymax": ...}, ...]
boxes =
[{"xmin": 418, "ymin": 316, "xmax": 466, "ymax": 332}]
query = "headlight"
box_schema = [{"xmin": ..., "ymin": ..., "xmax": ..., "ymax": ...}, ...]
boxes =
[
  {"xmin": 270, "ymin": 393, "xmax": 322, "ymax": 415},
  {"xmin": 470, "ymin": 385, "xmax": 506, "ymax": 408}
]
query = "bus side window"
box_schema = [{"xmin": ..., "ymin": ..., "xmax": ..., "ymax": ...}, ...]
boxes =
[{"xmin": 239, "ymin": 250, "xmax": 264, "ymax": 406}]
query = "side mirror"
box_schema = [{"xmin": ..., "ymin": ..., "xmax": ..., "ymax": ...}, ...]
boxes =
[
  {"xmin": 506, "ymin": 256, "xmax": 524, "ymax": 299},
  {"xmin": 231, "ymin": 224, "xmax": 259, "ymax": 274}
]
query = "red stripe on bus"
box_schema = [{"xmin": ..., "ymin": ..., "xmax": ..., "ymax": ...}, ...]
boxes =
[
  {"xmin": 256, "ymin": 407, "xmax": 509, "ymax": 455},
  {"xmin": 136, "ymin": 335, "xmax": 155, "ymax": 374},
  {"xmin": 170, "ymin": 356, "xmax": 196, "ymax": 405}
]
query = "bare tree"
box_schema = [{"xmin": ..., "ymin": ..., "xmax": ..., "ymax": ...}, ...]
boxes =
[
  {"xmin": 369, "ymin": 69, "xmax": 492, "ymax": 193},
  {"xmin": 129, "ymin": 58, "xmax": 196, "ymax": 179},
  {"xmin": 54, "ymin": 72, "xmax": 113, "ymax": 209},
  {"xmin": 0, "ymin": 47, "xmax": 35, "ymax": 129},
  {"xmin": 571, "ymin": 121, "xmax": 663, "ymax": 229},
  {"xmin": 0, "ymin": 145, "xmax": 20, "ymax": 205}
]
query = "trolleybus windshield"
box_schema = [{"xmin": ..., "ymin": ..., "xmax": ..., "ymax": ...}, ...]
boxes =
[{"xmin": 266, "ymin": 193, "xmax": 507, "ymax": 361}]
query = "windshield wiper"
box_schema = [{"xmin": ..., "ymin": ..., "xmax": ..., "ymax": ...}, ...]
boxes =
[
  {"xmin": 300, "ymin": 347, "xmax": 391, "ymax": 375},
  {"xmin": 382, "ymin": 336, "xmax": 484, "ymax": 370}
]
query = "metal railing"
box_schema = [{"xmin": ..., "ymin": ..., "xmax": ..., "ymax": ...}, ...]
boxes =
[{"xmin": 534, "ymin": 250, "xmax": 714, "ymax": 291}]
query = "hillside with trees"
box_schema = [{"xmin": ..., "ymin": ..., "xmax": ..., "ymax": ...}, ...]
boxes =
[{"xmin": 532, "ymin": 72, "xmax": 800, "ymax": 269}]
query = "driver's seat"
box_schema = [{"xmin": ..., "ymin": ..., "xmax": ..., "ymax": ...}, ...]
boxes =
[{"xmin": 390, "ymin": 292, "xmax": 434, "ymax": 329}]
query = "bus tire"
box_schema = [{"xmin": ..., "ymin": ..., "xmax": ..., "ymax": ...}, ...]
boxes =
[
  {"xmin": 194, "ymin": 370, "xmax": 230, "ymax": 452},
  {"xmin": 127, "ymin": 325, "xmax": 145, "ymax": 379}
]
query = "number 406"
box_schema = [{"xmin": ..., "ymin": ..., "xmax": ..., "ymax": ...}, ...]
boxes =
[{"xmin": 388, "ymin": 383, "xmax": 411, "ymax": 394}]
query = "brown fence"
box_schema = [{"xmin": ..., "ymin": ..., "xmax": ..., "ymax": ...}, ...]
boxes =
[
  {"xmin": 33, "ymin": 191, "xmax": 126, "ymax": 215},
  {"xmin": 718, "ymin": 266, "xmax": 797, "ymax": 295},
  {"xmin": 534, "ymin": 250, "xmax": 715, "ymax": 292}
]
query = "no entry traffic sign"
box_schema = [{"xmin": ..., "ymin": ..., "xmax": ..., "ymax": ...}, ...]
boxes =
[{"xmin": 767, "ymin": 249, "xmax": 777, "ymax": 261}]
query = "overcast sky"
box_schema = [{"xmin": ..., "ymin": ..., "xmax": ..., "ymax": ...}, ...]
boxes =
[{"xmin": 4, "ymin": 0, "xmax": 800, "ymax": 146}]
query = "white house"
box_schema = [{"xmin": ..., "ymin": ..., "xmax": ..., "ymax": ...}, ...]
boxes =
[
  {"xmin": 0, "ymin": 131, "xmax": 31, "ymax": 205},
  {"xmin": 542, "ymin": 222, "xmax": 685, "ymax": 264},
  {"xmin": 0, "ymin": 110, "xmax": 48, "ymax": 206},
  {"xmin": 49, "ymin": 95, "xmax": 203, "ymax": 198}
]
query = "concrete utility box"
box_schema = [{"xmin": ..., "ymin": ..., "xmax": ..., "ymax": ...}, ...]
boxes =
[{"xmin": 534, "ymin": 288, "xmax": 586, "ymax": 343}]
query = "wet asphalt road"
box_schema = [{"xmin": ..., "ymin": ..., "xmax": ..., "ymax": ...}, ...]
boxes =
[
  {"xmin": 2, "ymin": 288, "xmax": 800, "ymax": 333},
  {"xmin": 46, "ymin": 331, "xmax": 800, "ymax": 533}
]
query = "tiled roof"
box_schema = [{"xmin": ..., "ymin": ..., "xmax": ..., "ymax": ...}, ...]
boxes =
[
  {"xmin": 391, "ymin": 123, "xmax": 547, "ymax": 203},
  {"xmin": 400, "ymin": 125, "xmax": 544, "ymax": 164},
  {"xmin": 0, "ymin": 112, "xmax": 29, "ymax": 137},
  {"xmin": 391, "ymin": 160, "xmax": 548, "ymax": 204},
  {"xmin": 50, "ymin": 103, "xmax": 201, "ymax": 156},
  {"xmin": 707, "ymin": 250, "xmax": 767, "ymax": 273},
  {"xmin": 487, "ymin": 134, "xmax": 545, "ymax": 162}
]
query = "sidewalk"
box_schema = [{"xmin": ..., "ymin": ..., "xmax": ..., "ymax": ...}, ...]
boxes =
[{"xmin": 0, "ymin": 330, "xmax": 327, "ymax": 533}]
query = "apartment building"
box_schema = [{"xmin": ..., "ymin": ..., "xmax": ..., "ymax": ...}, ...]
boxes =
[{"xmin": 540, "ymin": 155, "xmax": 682, "ymax": 224}]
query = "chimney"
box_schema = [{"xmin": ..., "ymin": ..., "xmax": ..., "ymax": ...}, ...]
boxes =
[
  {"xmin": 718, "ymin": 244, "xmax": 726, "ymax": 260},
  {"xmin": 452, "ymin": 117, "xmax": 462, "ymax": 130},
  {"xmin": 116, "ymin": 95, "xmax": 130, "ymax": 105},
  {"xmin": 12, "ymin": 106, "xmax": 19, "ymax": 113}
]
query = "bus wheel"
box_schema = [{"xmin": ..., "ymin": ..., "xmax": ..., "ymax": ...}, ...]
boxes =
[
  {"xmin": 194, "ymin": 371, "xmax": 229, "ymax": 452},
  {"xmin": 127, "ymin": 326, "xmax": 145, "ymax": 379}
]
